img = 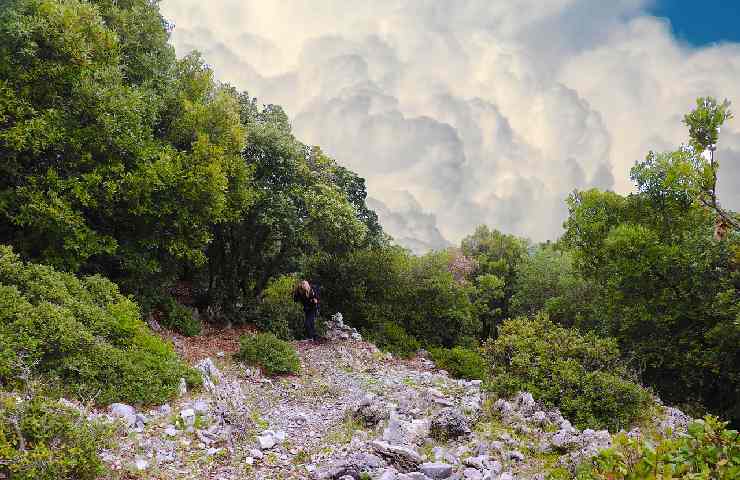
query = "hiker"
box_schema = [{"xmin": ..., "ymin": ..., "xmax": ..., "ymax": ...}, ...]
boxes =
[{"xmin": 293, "ymin": 280, "xmax": 320, "ymax": 340}]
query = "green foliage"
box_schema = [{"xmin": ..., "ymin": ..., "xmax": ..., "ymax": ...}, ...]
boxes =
[
  {"xmin": 0, "ymin": 245, "xmax": 200, "ymax": 404},
  {"xmin": 563, "ymin": 189, "xmax": 739, "ymax": 424},
  {"xmin": 461, "ymin": 226, "xmax": 529, "ymax": 337},
  {"xmin": 402, "ymin": 250, "xmax": 479, "ymax": 346},
  {"xmin": 429, "ymin": 346, "xmax": 487, "ymax": 380},
  {"xmin": 510, "ymin": 246, "xmax": 602, "ymax": 330},
  {"xmin": 159, "ymin": 297, "xmax": 202, "ymax": 337},
  {"xmin": 0, "ymin": 395, "xmax": 110, "ymax": 480},
  {"xmin": 368, "ymin": 322, "xmax": 420, "ymax": 358},
  {"xmin": 307, "ymin": 246, "xmax": 479, "ymax": 348},
  {"xmin": 202, "ymin": 107, "xmax": 378, "ymax": 320},
  {"xmin": 0, "ymin": 0, "xmax": 251, "ymax": 294},
  {"xmin": 236, "ymin": 332, "xmax": 300, "ymax": 375},
  {"xmin": 485, "ymin": 314, "xmax": 653, "ymax": 431},
  {"xmin": 255, "ymin": 274, "xmax": 304, "ymax": 339},
  {"xmin": 575, "ymin": 416, "xmax": 739, "ymax": 480}
]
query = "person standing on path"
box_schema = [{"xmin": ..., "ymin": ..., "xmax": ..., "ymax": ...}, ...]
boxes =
[{"xmin": 293, "ymin": 280, "xmax": 320, "ymax": 340}]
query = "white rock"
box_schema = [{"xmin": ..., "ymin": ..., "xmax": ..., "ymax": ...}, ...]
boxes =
[
  {"xmin": 164, "ymin": 425, "xmax": 178, "ymax": 437},
  {"xmin": 250, "ymin": 448, "xmax": 264, "ymax": 459},
  {"xmin": 134, "ymin": 458, "xmax": 149, "ymax": 470},
  {"xmin": 110, "ymin": 403, "xmax": 136, "ymax": 427},
  {"xmin": 379, "ymin": 469, "xmax": 398, "ymax": 480},
  {"xmin": 258, "ymin": 433, "xmax": 276, "ymax": 450},
  {"xmin": 419, "ymin": 462, "xmax": 453, "ymax": 479},
  {"xmin": 193, "ymin": 399, "xmax": 209, "ymax": 415},
  {"xmin": 178, "ymin": 377, "xmax": 187, "ymax": 397},
  {"xmin": 463, "ymin": 468, "xmax": 483, "ymax": 480},
  {"xmin": 110, "ymin": 403, "xmax": 135, "ymax": 418},
  {"xmin": 180, "ymin": 408, "xmax": 195, "ymax": 426},
  {"xmin": 463, "ymin": 455, "xmax": 488, "ymax": 469}
]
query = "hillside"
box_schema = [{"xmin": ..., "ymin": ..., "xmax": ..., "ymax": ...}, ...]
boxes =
[{"xmin": 49, "ymin": 318, "xmax": 691, "ymax": 480}]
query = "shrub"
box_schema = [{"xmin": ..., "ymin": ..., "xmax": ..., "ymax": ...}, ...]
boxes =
[
  {"xmin": 368, "ymin": 321, "xmax": 420, "ymax": 358},
  {"xmin": 429, "ymin": 346, "xmax": 487, "ymax": 380},
  {"xmin": 0, "ymin": 395, "xmax": 110, "ymax": 480},
  {"xmin": 572, "ymin": 416, "xmax": 739, "ymax": 479},
  {"xmin": 236, "ymin": 333, "xmax": 301, "ymax": 375},
  {"xmin": 484, "ymin": 314, "xmax": 653, "ymax": 431},
  {"xmin": 255, "ymin": 274, "xmax": 305, "ymax": 339},
  {"xmin": 159, "ymin": 297, "xmax": 202, "ymax": 337},
  {"xmin": 0, "ymin": 245, "xmax": 200, "ymax": 405}
]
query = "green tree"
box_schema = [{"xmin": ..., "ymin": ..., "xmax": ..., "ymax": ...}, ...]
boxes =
[
  {"xmin": 461, "ymin": 226, "xmax": 529, "ymax": 337},
  {"xmin": 510, "ymin": 245, "xmax": 602, "ymax": 330},
  {"xmin": 562, "ymin": 98, "xmax": 740, "ymax": 425},
  {"xmin": 0, "ymin": 0, "xmax": 250, "ymax": 297}
]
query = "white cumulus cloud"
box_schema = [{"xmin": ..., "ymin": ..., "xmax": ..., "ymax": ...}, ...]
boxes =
[{"xmin": 160, "ymin": 0, "xmax": 740, "ymax": 252}]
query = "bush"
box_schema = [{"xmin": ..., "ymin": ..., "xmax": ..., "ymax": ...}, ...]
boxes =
[
  {"xmin": 255, "ymin": 275, "xmax": 305, "ymax": 339},
  {"xmin": 369, "ymin": 321, "xmax": 420, "ymax": 358},
  {"xmin": 484, "ymin": 314, "xmax": 653, "ymax": 431},
  {"xmin": 0, "ymin": 395, "xmax": 110, "ymax": 480},
  {"xmin": 236, "ymin": 333, "xmax": 301, "ymax": 375},
  {"xmin": 429, "ymin": 346, "xmax": 487, "ymax": 380},
  {"xmin": 571, "ymin": 416, "xmax": 740, "ymax": 479},
  {"xmin": 0, "ymin": 245, "xmax": 200, "ymax": 405},
  {"xmin": 163, "ymin": 299, "xmax": 202, "ymax": 337}
]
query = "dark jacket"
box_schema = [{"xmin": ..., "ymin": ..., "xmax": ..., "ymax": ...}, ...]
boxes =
[{"xmin": 293, "ymin": 284, "xmax": 320, "ymax": 313}]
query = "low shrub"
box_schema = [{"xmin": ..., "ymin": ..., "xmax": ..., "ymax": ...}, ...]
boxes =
[
  {"xmin": 0, "ymin": 395, "xmax": 111, "ymax": 480},
  {"xmin": 255, "ymin": 275, "xmax": 305, "ymax": 339},
  {"xmin": 429, "ymin": 346, "xmax": 487, "ymax": 380},
  {"xmin": 484, "ymin": 313, "xmax": 653, "ymax": 431},
  {"xmin": 572, "ymin": 416, "xmax": 739, "ymax": 479},
  {"xmin": 0, "ymin": 245, "xmax": 200, "ymax": 405},
  {"xmin": 138, "ymin": 292, "xmax": 202, "ymax": 337},
  {"xmin": 368, "ymin": 321, "xmax": 420, "ymax": 358},
  {"xmin": 159, "ymin": 297, "xmax": 202, "ymax": 337},
  {"xmin": 236, "ymin": 332, "xmax": 301, "ymax": 375}
]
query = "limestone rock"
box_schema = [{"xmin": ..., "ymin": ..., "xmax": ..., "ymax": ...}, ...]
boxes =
[
  {"xmin": 429, "ymin": 408, "xmax": 471, "ymax": 440},
  {"xmin": 371, "ymin": 440, "xmax": 423, "ymax": 472},
  {"xmin": 419, "ymin": 462, "xmax": 453, "ymax": 479}
]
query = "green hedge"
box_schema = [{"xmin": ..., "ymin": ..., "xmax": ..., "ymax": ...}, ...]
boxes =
[
  {"xmin": 0, "ymin": 395, "xmax": 110, "ymax": 480},
  {"xmin": 0, "ymin": 245, "xmax": 200, "ymax": 405},
  {"xmin": 485, "ymin": 314, "xmax": 653, "ymax": 431},
  {"xmin": 236, "ymin": 332, "xmax": 301, "ymax": 375}
]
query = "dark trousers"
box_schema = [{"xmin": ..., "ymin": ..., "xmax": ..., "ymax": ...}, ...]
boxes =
[{"xmin": 304, "ymin": 308, "xmax": 318, "ymax": 339}]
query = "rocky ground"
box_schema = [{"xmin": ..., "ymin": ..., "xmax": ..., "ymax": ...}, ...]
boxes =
[{"xmin": 67, "ymin": 315, "xmax": 689, "ymax": 480}]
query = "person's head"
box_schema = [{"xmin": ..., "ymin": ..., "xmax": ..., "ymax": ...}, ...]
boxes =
[{"xmin": 296, "ymin": 280, "xmax": 311, "ymax": 297}]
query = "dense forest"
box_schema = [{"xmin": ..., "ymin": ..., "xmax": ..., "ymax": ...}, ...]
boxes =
[{"xmin": 0, "ymin": 1, "xmax": 737, "ymax": 479}]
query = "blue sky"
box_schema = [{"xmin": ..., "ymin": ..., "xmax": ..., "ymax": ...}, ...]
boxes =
[{"xmin": 650, "ymin": 0, "xmax": 740, "ymax": 45}]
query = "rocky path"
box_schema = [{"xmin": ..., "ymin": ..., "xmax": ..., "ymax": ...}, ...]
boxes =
[{"xmin": 87, "ymin": 317, "xmax": 688, "ymax": 480}]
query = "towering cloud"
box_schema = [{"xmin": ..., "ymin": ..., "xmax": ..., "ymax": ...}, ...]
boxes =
[{"xmin": 160, "ymin": 0, "xmax": 740, "ymax": 251}]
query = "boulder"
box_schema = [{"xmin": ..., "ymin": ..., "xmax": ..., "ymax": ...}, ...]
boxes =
[
  {"xmin": 429, "ymin": 408, "xmax": 471, "ymax": 440},
  {"xmin": 180, "ymin": 408, "xmax": 195, "ymax": 427},
  {"xmin": 419, "ymin": 462, "xmax": 453, "ymax": 479},
  {"xmin": 371, "ymin": 440, "xmax": 423, "ymax": 472},
  {"xmin": 314, "ymin": 453, "xmax": 386, "ymax": 479},
  {"xmin": 110, "ymin": 403, "xmax": 136, "ymax": 427},
  {"xmin": 354, "ymin": 394, "xmax": 389, "ymax": 427},
  {"xmin": 463, "ymin": 468, "xmax": 483, "ymax": 480}
]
